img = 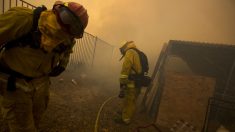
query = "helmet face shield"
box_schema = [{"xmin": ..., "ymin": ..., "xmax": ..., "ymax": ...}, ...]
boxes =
[{"xmin": 53, "ymin": 4, "xmax": 84, "ymax": 38}]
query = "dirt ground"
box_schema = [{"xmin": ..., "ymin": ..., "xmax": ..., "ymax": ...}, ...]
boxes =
[
  {"xmin": 2, "ymin": 69, "xmax": 234, "ymax": 132},
  {"xmin": 156, "ymin": 72, "xmax": 215, "ymax": 131},
  {"xmin": 0, "ymin": 69, "xmax": 155, "ymax": 132}
]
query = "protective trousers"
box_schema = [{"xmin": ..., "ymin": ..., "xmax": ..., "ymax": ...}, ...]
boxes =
[
  {"xmin": 0, "ymin": 75, "xmax": 50, "ymax": 132},
  {"xmin": 122, "ymin": 81, "xmax": 141, "ymax": 123}
]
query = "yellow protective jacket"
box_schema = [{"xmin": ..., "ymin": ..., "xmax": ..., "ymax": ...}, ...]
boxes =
[
  {"xmin": 119, "ymin": 42, "xmax": 142, "ymax": 85},
  {"xmin": 0, "ymin": 7, "xmax": 74, "ymax": 78}
]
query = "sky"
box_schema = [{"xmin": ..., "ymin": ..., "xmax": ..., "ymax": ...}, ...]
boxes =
[{"xmin": 10, "ymin": 0, "xmax": 235, "ymax": 71}]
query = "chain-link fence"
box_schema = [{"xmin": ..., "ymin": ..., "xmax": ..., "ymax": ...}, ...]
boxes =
[{"xmin": 68, "ymin": 32, "xmax": 116, "ymax": 72}]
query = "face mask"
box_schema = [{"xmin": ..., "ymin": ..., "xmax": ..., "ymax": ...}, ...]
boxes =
[{"xmin": 38, "ymin": 11, "xmax": 70, "ymax": 52}]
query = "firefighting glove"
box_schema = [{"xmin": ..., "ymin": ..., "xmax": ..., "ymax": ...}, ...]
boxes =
[
  {"xmin": 49, "ymin": 66, "xmax": 65, "ymax": 77},
  {"xmin": 7, "ymin": 76, "xmax": 16, "ymax": 92},
  {"xmin": 119, "ymin": 84, "xmax": 127, "ymax": 98}
]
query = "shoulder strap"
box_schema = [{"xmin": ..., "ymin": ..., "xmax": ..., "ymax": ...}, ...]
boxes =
[
  {"xmin": 32, "ymin": 5, "xmax": 47, "ymax": 32},
  {"xmin": 30, "ymin": 5, "xmax": 47, "ymax": 48}
]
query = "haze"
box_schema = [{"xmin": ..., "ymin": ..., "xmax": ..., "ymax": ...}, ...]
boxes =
[{"xmin": 25, "ymin": 0, "xmax": 235, "ymax": 67}]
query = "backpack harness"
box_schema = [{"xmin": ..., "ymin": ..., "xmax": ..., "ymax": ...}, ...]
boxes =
[
  {"xmin": 128, "ymin": 48, "xmax": 152, "ymax": 87},
  {"xmin": 2, "ymin": 6, "xmax": 47, "ymax": 50}
]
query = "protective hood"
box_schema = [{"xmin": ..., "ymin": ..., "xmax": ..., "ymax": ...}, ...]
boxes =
[
  {"xmin": 38, "ymin": 10, "xmax": 70, "ymax": 52},
  {"xmin": 119, "ymin": 41, "xmax": 136, "ymax": 60}
]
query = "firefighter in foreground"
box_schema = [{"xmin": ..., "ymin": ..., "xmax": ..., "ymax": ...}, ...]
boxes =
[
  {"xmin": 0, "ymin": 1, "xmax": 88, "ymax": 131},
  {"xmin": 117, "ymin": 41, "xmax": 149, "ymax": 125}
]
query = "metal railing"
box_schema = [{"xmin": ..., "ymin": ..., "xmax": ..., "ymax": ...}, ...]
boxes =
[
  {"xmin": 19, "ymin": 0, "xmax": 36, "ymax": 9},
  {"xmin": 1, "ymin": 0, "xmax": 36, "ymax": 14}
]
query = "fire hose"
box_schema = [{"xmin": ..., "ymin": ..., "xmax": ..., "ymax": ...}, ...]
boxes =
[
  {"xmin": 94, "ymin": 95, "xmax": 116, "ymax": 132},
  {"xmin": 94, "ymin": 95, "xmax": 162, "ymax": 132}
]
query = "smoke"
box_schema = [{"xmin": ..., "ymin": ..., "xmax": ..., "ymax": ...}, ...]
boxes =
[
  {"xmin": 81, "ymin": 0, "xmax": 235, "ymax": 74},
  {"xmin": 26, "ymin": 0, "xmax": 235, "ymax": 74}
]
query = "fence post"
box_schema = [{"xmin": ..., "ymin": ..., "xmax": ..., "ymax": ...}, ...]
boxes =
[{"xmin": 91, "ymin": 36, "xmax": 98, "ymax": 67}]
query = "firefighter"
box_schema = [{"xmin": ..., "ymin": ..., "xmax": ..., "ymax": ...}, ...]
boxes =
[
  {"xmin": 116, "ymin": 41, "xmax": 142, "ymax": 125},
  {"xmin": 0, "ymin": 1, "xmax": 88, "ymax": 131}
]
